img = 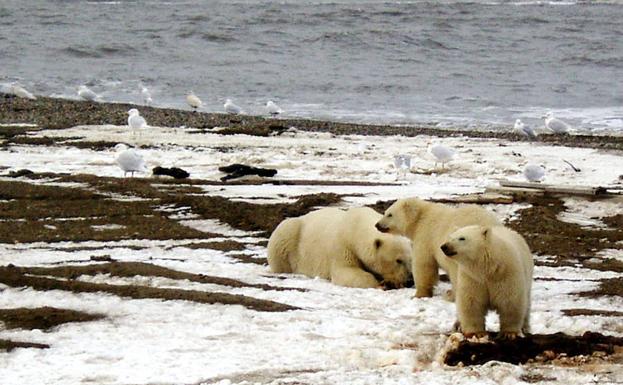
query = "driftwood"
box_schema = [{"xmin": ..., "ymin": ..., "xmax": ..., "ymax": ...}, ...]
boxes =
[
  {"xmin": 444, "ymin": 331, "xmax": 623, "ymax": 366},
  {"xmin": 492, "ymin": 180, "xmax": 620, "ymax": 197},
  {"xmin": 430, "ymin": 193, "xmax": 514, "ymax": 205}
]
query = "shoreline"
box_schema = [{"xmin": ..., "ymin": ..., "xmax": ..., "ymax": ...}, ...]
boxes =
[{"xmin": 1, "ymin": 93, "xmax": 622, "ymax": 151}]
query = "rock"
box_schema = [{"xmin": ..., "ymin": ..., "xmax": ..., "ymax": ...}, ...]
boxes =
[
  {"xmin": 152, "ymin": 166, "xmax": 190, "ymax": 179},
  {"xmin": 218, "ymin": 164, "xmax": 277, "ymax": 181}
]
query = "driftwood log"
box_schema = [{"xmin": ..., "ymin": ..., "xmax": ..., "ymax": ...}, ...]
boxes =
[{"xmin": 444, "ymin": 331, "xmax": 623, "ymax": 366}]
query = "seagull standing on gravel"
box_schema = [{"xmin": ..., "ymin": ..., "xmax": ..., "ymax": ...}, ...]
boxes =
[
  {"xmin": 10, "ymin": 83, "xmax": 36, "ymax": 100},
  {"xmin": 127, "ymin": 108, "xmax": 147, "ymax": 138},
  {"xmin": 523, "ymin": 164, "xmax": 545, "ymax": 182},
  {"xmin": 115, "ymin": 143, "xmax": 146, "ymax": 177},
  {"xmin": 78, "ymin": 85, "xmax": 99, "ymax": 101},
  {"xmin": 140, "ymin": 86, "xmax": 153, "ymax": 105},
  {"xmin": 514, "ymin": 119, "xmax": 536, "ymax": 139},
  {"xmin": 224, "ymin": 98, "xmax": 243, "ymax": 114},
  {"xmin": 266, "ymin": 100, "xmax": 283, "ymax": 116},
  {"xmin": 186, "ymin": 91, "xmax": 202, "ymax": 111},
  {"xmin": 428, "ymin": 143, "xmax": 456, "ymax": 170},
  {"xmin": 543, "ymin": 112, "xmax": 571, "ymax": 134}
]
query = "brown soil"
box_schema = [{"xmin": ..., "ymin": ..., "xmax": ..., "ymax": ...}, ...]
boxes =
[
  {"xmin": 0, "ymin": 307, "xmax": 104, "ymax": 330},
  {"xmin": 173, "ymin": 240, "xmax": 248, "ymax": 252},
  {"xmin": 506, "ymin": 196, "xmax": 623, "ymax": 260},
  {"xmin": 0, "ymin": 175, "xmax": 343, "ymax": 243},
  {"xmin": 2, "ymin": 94, "xmax": 623, "ymax": 150},
  {"xmin": 562, "ymin": 308, "xmax": 623, "ymax": 317},
  {"xmin": 444, "ymin": 331, "xmax": 623, "ymax": 366},
  {"xmin": 7, "ymin": 261, "xmax": 303, "ymax": 292},
  {"xmin": 0, "ymin": 339, "xmax": 50, "ymax": 352},
  {"xmin": 0, "ymin": 264, "xmax": 297, "ymax": 312}
]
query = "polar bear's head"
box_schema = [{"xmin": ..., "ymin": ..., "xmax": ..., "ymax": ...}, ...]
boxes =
[
  {"xmin": 375, "ymin": 198, "xmax": 425, "ymax": 236},
  {"xmin": 440, "ymin": 225, "xmax": 488, "ymax": 264},
  {"xmin": 369, "ymin": 235, "xmax": 413, "ymax": 289}
]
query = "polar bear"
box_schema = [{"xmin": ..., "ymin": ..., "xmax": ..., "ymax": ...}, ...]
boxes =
[
  {"xmin": 375, "ymin": 198, "xmax": 501, "ymax": 298},
  {"xmin": 267, "ymin": 207, "xmax": 413, "ymax": 288},
  {"xmin": 440, "ymin": 225, "xmax": 533, "ymax": 339}
]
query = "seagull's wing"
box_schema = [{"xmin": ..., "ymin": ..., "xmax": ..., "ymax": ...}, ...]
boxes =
[{"xmin": 549, "ymin": 118, "xmax": 570, "ymax": 132}]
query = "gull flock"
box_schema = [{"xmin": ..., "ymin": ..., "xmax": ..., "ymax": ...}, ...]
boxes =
[{"xmin": 2, "ymin": 82, "xmax": 583, "ymax": 182}]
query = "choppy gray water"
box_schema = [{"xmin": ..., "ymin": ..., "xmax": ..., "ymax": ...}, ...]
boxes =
[{"xmin": 1, "ymin": 0, "xmax": 622, "ymax": 132}]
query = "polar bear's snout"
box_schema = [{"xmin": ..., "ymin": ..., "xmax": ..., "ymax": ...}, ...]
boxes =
[
  {"xmin": 375, "ymin": 221, "xmax": 389, "ymax": 233},
  {"xmin": 440, "ymin": 242, "xmax": 456, "ymax": 257}
]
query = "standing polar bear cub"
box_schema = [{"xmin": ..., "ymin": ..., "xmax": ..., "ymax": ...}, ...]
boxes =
[
  {"xmin": 267, "ymin": 207, "xmax": 413, "ymax": 288},
  {"xmin": 375, "ymin": 198, "xmax": 501, "ymax": 298},
  {"xmin": 441, "ymin": 225, "xmax": 533, "ymax": 339}
]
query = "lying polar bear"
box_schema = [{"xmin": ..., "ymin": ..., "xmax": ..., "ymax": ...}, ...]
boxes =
[{"xmin": 267, "ymin": 207, "xmax": 413, "ymax": 288}]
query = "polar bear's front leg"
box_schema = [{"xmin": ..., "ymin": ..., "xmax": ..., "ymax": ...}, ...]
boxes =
[
  {"xmin": 413, "ymin": 245, "xmax": 438, "ymax": 297},
  {"xmin": 330, "ymin": 266, "xmax": 381, "ymax": 288},
  {"xmin": 456, "ymin": 276, "xmax": 487, "ymax": 337}
]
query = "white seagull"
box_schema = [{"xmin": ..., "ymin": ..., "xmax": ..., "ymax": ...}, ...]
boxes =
[
  {"xmin": 266, "ymin": 100, "xmax": 283, "ymax": 116},
  {"xmin": 186, "ymin": 91, "xmax": 203, "ymax": 111},
  {"xmin": 78, "ymin": 85, "xmax": 99, "ymax": 101},
  {"xmin": 127, "ymin": 108, "xmax": 147, "ymax": 137},
  {"xmin": 427, "ymin": 143, "xmax": 456, "ymax": 170},
  {"xmin": 115, "ymin": 143, "xmax": 146, "ymax": 177},
  {"xmin": 543, "ymin": 112, "xmax": 571, "ymax": 134},
  {"xmin": 10, "ymin": 83, "xmax": 36, "ymax": 100},
  {"xmin": 393, "ymin": 154, "xmax": 412, "ymax": 180},
  {"xmin": 224, "ymin": 98, "xmax": 243, "ymax": 114},
  {"xmin": 513, "ymin": 119, "xmax": 537, "ymax": 139},
  {"xmin": 523, "ymin": 164, "xmax": 545, "ymax": 182},
  {"xmin": 140, "ymin": 86, "xmax": 153, "ymax": 105}
]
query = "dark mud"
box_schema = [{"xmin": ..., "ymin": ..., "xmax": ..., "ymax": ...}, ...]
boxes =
[
  {"xmin": 562, "ymin": 308, "xmax": 623, "ymax": 317},
  {"xmin": 0, "ymin": 307, "xmax": 104, "ymax": 330},
  {"xmin": 444, "ymin": 331, "xmax": 623, "ymax": 366},
  {"xmin": 0, "ymin": 175, "xmax": 342, "ymax": 243},
  {"xmin": 0, "ymin": 339, "xmax": 50, "ymax": 352},
  {"xmin": 7, "ymin": 261, "xmax": 303, "ymax": 292},
  {"xmin": 2, "ymin": 94, "xmax": 623, "ymax": 151},
  {"xmin": 0, "ymin": 264, "xmax": 298, "ymax": 312},
  {"xmin": 506, "ymin": 196, "xmax": 623, "ymax": 260}
]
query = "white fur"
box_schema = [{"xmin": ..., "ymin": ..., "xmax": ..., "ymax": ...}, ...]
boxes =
[
  {"xmin": 441, "ymin": 225, "xmax": 533, "ymax": 337},
  {"xmin": 267, "ymin": 207, "xmax": 412, "ymax": 288},
  {"xmin": 375, "ymin": 198, "xmax": 500, "ymax": 298}
]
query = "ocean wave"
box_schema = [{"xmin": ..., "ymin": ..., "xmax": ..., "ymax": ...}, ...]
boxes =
[
  {"xmin": 200, "ymin": 32, "xmax": 238, "ymax": 43},
  {"xmin": 60, "ymin": 43, "xmax": 137, "ymax": 59}
]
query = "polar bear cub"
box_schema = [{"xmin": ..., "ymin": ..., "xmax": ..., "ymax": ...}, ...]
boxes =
[
  {"xmin": 440, "ymin": 225, "xmax": 533, "ymax": 339},
  {"xmin": 375, "ymin": 197, "xmax": 501, "ymax": 298},
  {"xmin": 267, "ymin": 207, "xmax": 412, "ymax": 288}
]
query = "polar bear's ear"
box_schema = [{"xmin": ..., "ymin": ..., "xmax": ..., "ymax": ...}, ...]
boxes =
[{"xmin": 374, "ymin": 239, "xmax": 383, "ymax": 249}]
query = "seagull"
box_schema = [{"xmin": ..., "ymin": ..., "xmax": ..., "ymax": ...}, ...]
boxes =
[
  {"xmin": 186, "ymin": 91, "xmax": 202, "ymax": 111},
  {"xmin": 127, "ymin": 108, "xmax": 147, "ymax": 138},
  {"xmin": 523, "ymin": 164, "xmax": 545, "ymax": 182},
  {"xmin": 140, "ymin": 86, "xmax": 153, "ymax": 105},
  {"xmin": 513, "ymin": 119, "xmax": 537, "ymax": 139},
  {"xmin": 78, "ymin": 85, "xmax": 99, "ymax": 101},
  {"xmin": 543, "ymin": 112, "xmax": 571, "ymax": 134},
  {"xmin": 10, "ymin": 83, "xmax": 36, "ymax": 100},
  {"xmin": 393, "ymin": 154, "xmax": 411, "ymax": 180},
  {"xmin": 428, "ymin": 143, "xmax": 456, "ymax": 170},
  {"xmin": 266, "ymin": 100, "xmax": 283, "ymax": 116},
  {"xmin": 115, "ymin": 143, "xmax": 146, "ymax": 177},
  {"xmin": 224, "ymin": 98, "xmax": 243, "ymax": 114}
]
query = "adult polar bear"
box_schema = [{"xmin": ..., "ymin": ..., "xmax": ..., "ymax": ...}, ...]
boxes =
[
  {"xmin": 441, "ymin": 225, "xmax": 533, "ymax": 338},
  {"xmin": 267, "ymin": 207, "xmax": 413, "ymax": 288},
  {"xmin": 375, "ymin": 197, "xmax": 500, "ymax": 298}
]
